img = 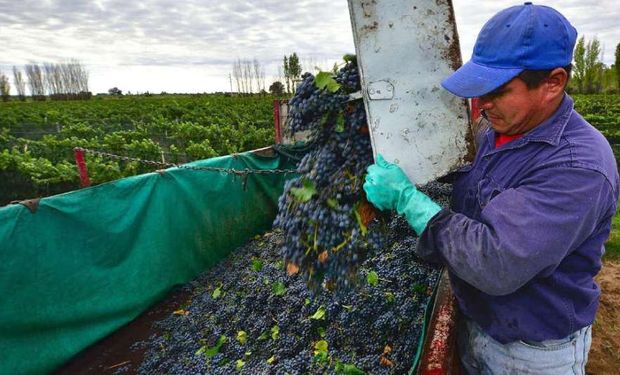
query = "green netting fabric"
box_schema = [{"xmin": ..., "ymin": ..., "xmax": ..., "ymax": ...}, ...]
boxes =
[{"xmin": 0, "ymin": 148, "xmax": 298, "ymax": 375}]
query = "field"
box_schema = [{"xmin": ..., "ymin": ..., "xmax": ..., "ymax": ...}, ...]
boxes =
[
  {"xmin": 1, "ymin": 93, "xmax": 619, "ymax": 248},
  {"xmin": 0, "ymin": 94, "xmax": 277, "ymax": 204},
  {"xmin": 1, "ymin": 93, "xmax": 619, "ymax": 253}
]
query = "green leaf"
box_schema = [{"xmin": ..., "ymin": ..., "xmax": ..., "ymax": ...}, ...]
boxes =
[
  {"xmin": 367, "ymin": 271, "xmax": 379, "ymax": 286},
  {"xmin": 412, "ymin": 283, "xmax": 426, "ymax": 294},
  {"xmin": 327, "ymin": 198, "xmax": 338, "ymax": 209},
  {"xmin": 343, "ymin": 364, "xmax": 365, "ymax": 375},
  {"xmin": 335, "ymin": 114, "xmax": 345, "ymax": 133},
  {"xmin": 236, "ymin": 359, "xmax": 245, "ymax": 370},
  {"xmin": 317, "ymin": 326, "xmax": 326, "ymax": 338},
  {"xmin": 251, "ymin": 257, "xmax": 263, "ymax": 272},
  {"xmin": 314, "ymin": 340, "xmax": 328, "ymax": 352},
  {"xmin": 196, "ymin": 335, "xmax": 227, "ymax": 358},
  {"xmin": 304, "ymin": 298, "xmax": 311, "ymax": 306},
  {"xmin": 335, "ymin": 361, "xmax": 366, "ymax": 375},
  {"xmin": 267, "ymin": 355, "xmax": 276, "ymax": 364},
  {"xmin": 343, "ymin": 54, "xmax": 357, "ymax": 64},
  {"xmin": 310, "ymin": 305, "xmax": 326, "ymax": 320},
  {"xmin": 335, "ymin": 360, "xmax": 344, "ymax": 372},
  {"xmin": 258, "ymin": 331, "xmax": 269, "ymax": 341},
  {"xmin": 384, "ymin": 291, "xmax": 395, "ymax": 303},
  {"xmin": 290, "ymin": 179, "xmax": 317, "ymax": 203},
  {"xmin": 315, "ymin": 71, "xmax": 341, "ymax": 93},
  {"xmin": 314, "ymin": 351, "xmax": 329, "ymax": 363},
  {"xmin": 270, "ymin": 325, "xmax": 280, "ymax": 340},
  {"xmin": 236, "ymin": 330, "xmax": 247, "ymax": 345},
  {"xmin": 272, "ymin": 281, "xmax": 286, "ymax": 297},
  {"xmin": 313, "ymin": 340, "xmax": 329, "ymax": 363},
  {"xmin": 212, "ymin": 287, "xmax": 222, "ymax": 299}
]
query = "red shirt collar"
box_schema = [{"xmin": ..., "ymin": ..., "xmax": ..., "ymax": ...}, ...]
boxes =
[{"xmin": 495, "ymin": 133, "xmax": 523, "ymax": 148}]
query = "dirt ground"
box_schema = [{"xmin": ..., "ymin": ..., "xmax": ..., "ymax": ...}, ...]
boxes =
[{"xmin": 587, "ymin": 260, "xmax": 620, "ymax": 374}]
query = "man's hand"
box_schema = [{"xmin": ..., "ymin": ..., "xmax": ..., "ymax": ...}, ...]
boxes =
[
  {"xmin": 363, "ymin": 154, "xmax": 413, "ymax": 210},
  {"xmin": 363, "ymin": 154, "xmax": 442, "ymax": 235}
]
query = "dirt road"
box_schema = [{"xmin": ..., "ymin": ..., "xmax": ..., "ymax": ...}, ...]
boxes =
[{"xmin": 587, "ymin": 260, "xmax": 620, "ymax": 374}]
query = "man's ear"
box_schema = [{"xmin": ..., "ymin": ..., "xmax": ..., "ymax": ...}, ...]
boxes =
[{"xmin": 544, "ymin": 68, "xmax": 568, "ymax": 99}]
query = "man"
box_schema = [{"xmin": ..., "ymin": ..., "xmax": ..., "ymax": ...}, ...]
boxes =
[{"xmin": 363, "ymin": 3, "xmax": 619, "ymax": 374}]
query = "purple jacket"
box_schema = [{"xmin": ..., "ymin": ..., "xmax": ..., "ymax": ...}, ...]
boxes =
[{"xmin": 417, "ymin": 94, "xmax": 619, "ymax": 344}]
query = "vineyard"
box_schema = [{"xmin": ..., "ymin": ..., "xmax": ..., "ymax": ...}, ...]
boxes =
[
  {"xmin": 0, "ymin": 94, "xmax": 278, "ymax": 204},
  {"xmin": 0, "ymin": 93, "xmax": 618, "ymax": 206}
]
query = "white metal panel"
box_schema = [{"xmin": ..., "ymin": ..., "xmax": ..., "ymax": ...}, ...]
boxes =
[{"xmin": 348, "ymin": 0, "xmax": 473, "ymax": 185}]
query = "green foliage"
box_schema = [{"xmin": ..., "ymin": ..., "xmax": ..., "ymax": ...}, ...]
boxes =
[
  {"xmin": 615, "ymin": 43, "xmax": 620, "ymax": 89},
  {"xmin": 212, "ymin": 286, "xmax": 222, "ymax": 299},
  {"xmin": 309, "ymin": 305, "xmax": 326, "ymax": 320},
  {"xmin": 236, "ymin": 330, "xmax": 247, "ymax": 345},
  {"xmin": 271, "ymin": 281, "xmax": 286, "ymax": 297},
  {"xmin": 313, "ymin": 340, "xmax": 329, "ymax": 363},
  {"xmin": 315, "ymin": 72, "xmax": 341, "ymax": 93},
  {"xmin": 0, "ymin": 73, "xmax": 10, "ymax": 101},
  {"xmin": 0, "ymin": 94, "xmax": 276, "ymax": 204},
  {"xmin": 270, "ymin": 325, "xmax": 280, "ymax": 340},
  {"xmin": 196, "ymin": 335, "xmax": 227, "ymax": 358},
  {"xmin": 571, "ymin": 36, "xmax": 616, "ymax": 94},
  {"xmin": 236, "ymin": 359, "xmax": 245, "ymax": 370},
  {"xmin": 290, "ymin": 178, "xmax": 317, "ymax": 202},
  {"xmin": 573, "ymin": 36, "xmax": 587, "ymax": 93},
  {"xmin": 283, "ymin": 53, "xmax": 302, "ymax": 95},
  {"xmin": 269, "ymin": 81, "xmax": 285, "ymax": 95},
  {"xmin": 335, "ymin": 361, "xmax": 365, "ymax": 375},
  {"xmin": 251, "ymin": 257, "xmax": 263, "ymax": 272},
  {"xmin": 366, "ymin": 271, "xmax": 379, "ymax": 286}
]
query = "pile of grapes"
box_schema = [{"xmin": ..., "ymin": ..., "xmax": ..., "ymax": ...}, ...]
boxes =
[
  {"xmin": 274, "ymin": 58, "xmax": 383, "ymax": 289},
  {"xmin": 128, "ymin": 213, "xmax": 444, "ymax": 375}
]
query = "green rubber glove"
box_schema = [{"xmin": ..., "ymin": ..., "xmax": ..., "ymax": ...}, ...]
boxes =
[{"xmin": 363, "ymin": 154, "xmax": 442, "ymax": 235}]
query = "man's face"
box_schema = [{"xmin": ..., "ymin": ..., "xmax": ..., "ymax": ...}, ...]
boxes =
[{"xmin": 478, "ymin": 77, "xmax": 547, "ymax": 135}]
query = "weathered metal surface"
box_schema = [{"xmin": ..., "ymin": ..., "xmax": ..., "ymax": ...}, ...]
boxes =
[{"xmin": 348, "ymin": 0, "xmax": 472, "ymax": 184}]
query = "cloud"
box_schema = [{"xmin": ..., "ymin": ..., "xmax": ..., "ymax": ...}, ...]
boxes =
[
  {"xmin": 453, "ymin": 0, "xmax": 619, "ymax": 64},
  {"xmin": 1, "ymin": 0, "xmax": 617, "ymax": 93}
]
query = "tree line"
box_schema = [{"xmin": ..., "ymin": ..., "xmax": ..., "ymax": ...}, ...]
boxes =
[
  {"xmin": 0, "ymin": 60, "xmax": 90, "ymax": 102},
  {"xmin": 230, "ymin": 53, "xmax": 308, "ymax": 96},
  {"xmin": 570, "ymin": 37, "xmax": 619, "ymax": 94},
  {"xmin": 230, "ymin": 58, "xmax": 267, "ymax": 95},
  {"xmin": 230, "ymin": 40, "xmax": 620, "ymax": 97}
]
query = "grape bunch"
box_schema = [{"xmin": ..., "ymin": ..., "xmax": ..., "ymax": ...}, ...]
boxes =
[{"xmin": 274, "ymin": 59, "xmax": 383, "ymax": 289}]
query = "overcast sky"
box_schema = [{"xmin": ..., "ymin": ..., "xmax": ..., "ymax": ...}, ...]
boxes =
[{"xmin": 1, "ymin": 0, "xmax": 618, "ymax": 94}]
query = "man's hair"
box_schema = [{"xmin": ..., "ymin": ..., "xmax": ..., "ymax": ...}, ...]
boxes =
[{"xmin": 518, "ymin": 64, "xmax": 573, "ymax": 89}]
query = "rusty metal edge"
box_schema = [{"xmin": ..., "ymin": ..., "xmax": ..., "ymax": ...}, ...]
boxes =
[
  {"xmin": 417, "ymin": 268, "xmax": 460, "ymax": 375},
  {"xmin": 250, "ymin": 146, "xmax": 276, "ymax": 158}
]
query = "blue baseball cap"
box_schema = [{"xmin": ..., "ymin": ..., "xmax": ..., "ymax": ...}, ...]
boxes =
[{"xmin": 442, "ymin": 2, "xmax": 577, "ymax": 98}]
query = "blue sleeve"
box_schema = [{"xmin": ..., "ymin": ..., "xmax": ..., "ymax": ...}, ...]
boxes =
[{"xmin": 416, "ymin": 166, "xmax": 615, "ymax": 296}]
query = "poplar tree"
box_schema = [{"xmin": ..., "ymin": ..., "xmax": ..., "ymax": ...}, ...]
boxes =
[
  {"xmin": 615, "ymin": 42, "xmax": 620, "ymax": 90},
  {"xmin": 0, "ymin": 72, "xmax": 10, "ymax": 101},
  {"xmin": 12, "ymin": 66, "xmax": 26, "ymax": 100}
]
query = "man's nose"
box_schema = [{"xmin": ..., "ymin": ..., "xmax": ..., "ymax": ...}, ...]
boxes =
[{"xmin": 477, "ymin": 97, "xmax": 494, "ymax": 110}]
